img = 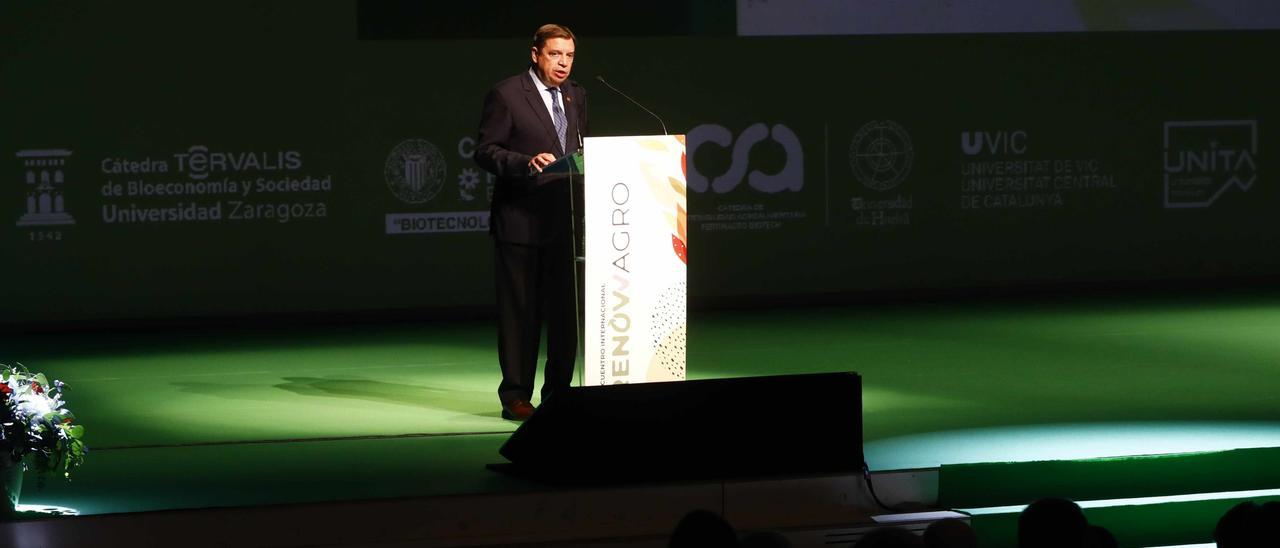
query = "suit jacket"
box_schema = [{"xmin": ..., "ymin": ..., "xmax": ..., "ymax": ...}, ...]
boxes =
[{"xmin": 475, "ymin": 69, "xmax": 589, "ymax": 245}]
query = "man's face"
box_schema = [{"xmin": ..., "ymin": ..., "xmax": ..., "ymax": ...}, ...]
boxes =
[{"xmin": 531, "ymin": 37, "xmax": 574, "ymax": 87}]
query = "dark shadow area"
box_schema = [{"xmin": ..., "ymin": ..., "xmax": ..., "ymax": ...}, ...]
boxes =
[{"xmin": 271, "ymin": 376, "xmax": 491, "ymax": 416}]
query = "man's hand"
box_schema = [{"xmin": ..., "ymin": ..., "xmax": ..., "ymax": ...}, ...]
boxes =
[{"xmin": 528, "ymin": 152, "xmax": 557, "ymax": 173}]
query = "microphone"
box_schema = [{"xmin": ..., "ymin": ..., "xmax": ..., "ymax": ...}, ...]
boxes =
[{"xmin": 595, "ymin": 75, "xmax": 667, "ymax": 135}]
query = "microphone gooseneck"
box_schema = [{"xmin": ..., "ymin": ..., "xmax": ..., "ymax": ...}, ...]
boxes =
[{"xmin": 595, "ymin": 75, "xmax": 667, "ymax": 136}]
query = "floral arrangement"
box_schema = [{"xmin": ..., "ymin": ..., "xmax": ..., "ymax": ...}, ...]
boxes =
[{"xmin": 1, "ymin": 363, "xmax": 87, "ymax": 483}]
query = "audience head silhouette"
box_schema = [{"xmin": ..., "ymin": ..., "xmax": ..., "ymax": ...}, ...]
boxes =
[
  {"xmin": 923, "ymin": 518, "xmax": 977, "ymax": 548},
  {"xmin": 854, "ymin": 526, "xmax": 925, "ymax": 548},
  {"xmin": 1018, "ymin": 497, "xmax": 1088, "ymax": 548},
  {"xmin": 1213, "ymin": 500, "xmax": 1280, "ymax": 548},
  {"xmin": 669, "ymin": 509, "xmax": 738, "ymax": 548},
  {"xmin": 1085, "ymin": 524, "xmax": 1117, "ymax": 548}
]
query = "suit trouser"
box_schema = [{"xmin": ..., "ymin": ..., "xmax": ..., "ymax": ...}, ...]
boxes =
[{"xmin": 493, "ymin": 236, "xmax": 577, "ymax": 407}]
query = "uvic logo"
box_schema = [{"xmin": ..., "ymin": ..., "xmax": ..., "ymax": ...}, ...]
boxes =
[{"xmin": 961, "ymin": 130, "xmax": 1027, "ymax": 156}]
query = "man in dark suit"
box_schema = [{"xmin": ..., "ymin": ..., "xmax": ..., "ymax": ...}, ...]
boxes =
[{"xmin": 475, "ymin": 24, "xmax": 588, "ymax": 421}]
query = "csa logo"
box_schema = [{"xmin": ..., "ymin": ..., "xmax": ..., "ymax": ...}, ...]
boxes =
[
  {"xmin": 686, "ymin": 123, "xmax": 804, "ymax": 194},
  {"xmin": 384, "ymin": 139, "xmax": 446, "ymax": 204},
  {"xmin": 17, "ymin": 149, "xmax": 76, "ymax": 227},
  {"xmin": 849, "ymin": 121, "xmax": 913, "ymax": 191}
]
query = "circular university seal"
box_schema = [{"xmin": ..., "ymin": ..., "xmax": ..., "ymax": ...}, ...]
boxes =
[
  {"xmin": 384, "ymin": 139, "xmax": 446, "ymax": 204},
  {"xmin": 848, "ymin": 121, "xmax": 914, "ymax": 191}
]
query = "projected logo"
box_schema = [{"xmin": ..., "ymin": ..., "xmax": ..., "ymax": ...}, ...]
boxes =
[
  {"xmin": 850, "ymin": 121, "xmax": 913, "ymax": 191},
  {"xmin": 16, "ymin": 149, "xmax": 76, "ymax": 227},
  {"xmin": 1163, "ymin": 120, "xmax": 1258, "ymax": 209},
  {"xmin": 457, "ymin": 167, "xmax": 492, "ymax": 202},
  {"xmin": 686, "ymin": 123, "xmax": 804, "ymax": 194},
  {"xmin": 384, "ymin": 139, "xmax": 446, "ymax": 204},
  {"xmin": 384, "ymin": 138, "xmax": 488, "ymax": 235},
  {"xmin": 961, "ymin": 130, "xmax": 1027, "ymax": 156}
]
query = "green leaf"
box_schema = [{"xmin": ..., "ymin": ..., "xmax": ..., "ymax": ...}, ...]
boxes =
[{"xmin": 67, "ymin": 425, "xmax": 84, "ymax": 439}]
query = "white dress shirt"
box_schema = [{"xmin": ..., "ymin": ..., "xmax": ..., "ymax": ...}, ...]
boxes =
[{"xmin": 528, "ymin": 67, "xmax": 566, "ymax": 124}]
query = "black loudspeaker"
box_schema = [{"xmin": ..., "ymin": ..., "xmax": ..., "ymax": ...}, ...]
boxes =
[{"xmin": 498, "ymin": 372, "xmax": 862, "ymax": 481}]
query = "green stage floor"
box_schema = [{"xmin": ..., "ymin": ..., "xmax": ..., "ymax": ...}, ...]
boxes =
[{"xmin": 4, "ymin": 289, "xmax": 1280, "ymax": 516}]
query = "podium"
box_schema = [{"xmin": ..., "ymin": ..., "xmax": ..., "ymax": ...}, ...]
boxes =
[
  {"xmin": 575, "ymin": 135, "xmax": 688, "ymax": 386},
  {"xmin": 499, "ymin": 139, "xmax": 863, "ymax": 479}
]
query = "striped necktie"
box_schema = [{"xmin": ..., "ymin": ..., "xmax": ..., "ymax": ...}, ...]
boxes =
[{"xmin": 548, "ymin": 87, "xmax": 567, "ymax": 153}]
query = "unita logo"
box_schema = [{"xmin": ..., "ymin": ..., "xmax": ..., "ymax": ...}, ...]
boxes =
[
  {"xmin": 17, "ymin": 149, "xmax": 76, "ymax": 227},
  {"xmin": 384, "ymin": 139, "xmax": 446, "ymax": 204},
  {"xmin": 686, "ymin": 123, "xmax": 803, "ymax": 194},
  {"xmin": 1163, "ymin": 120, "xmax": 1258, "ymax": 209},
  {"xmin": 849, "ymin": 121, "xmax": 913, "ymax": 191}
]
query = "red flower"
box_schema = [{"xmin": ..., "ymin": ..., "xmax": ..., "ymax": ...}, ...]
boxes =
[
  {"xmin": 62, "ymin": 417, "xmax": 74, "ymax": 424},
  {"xmin": 0, "ymin": 383, "xmax": 10, "ymax": 395},
  {"xmin": 32, "ymin": 382, "xmax": 43, "ymax": 395}
]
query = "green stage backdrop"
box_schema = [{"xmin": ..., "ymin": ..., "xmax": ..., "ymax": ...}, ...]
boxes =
[{"xmin": 2, "ymin": 2, "xmax": 1276, "ymax": 325}]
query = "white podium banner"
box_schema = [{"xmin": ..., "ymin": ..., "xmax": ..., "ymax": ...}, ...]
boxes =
[{"xmin": 583, "ymin": 135, "xmax": 687, "ymax": 385}]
